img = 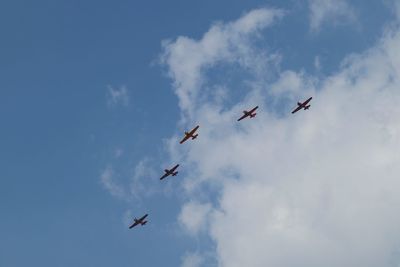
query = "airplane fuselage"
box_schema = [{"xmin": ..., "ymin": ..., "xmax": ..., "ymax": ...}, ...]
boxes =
[
  {"xmin": 165, "ymin": 170, "xmax": 178, "ymax": 176},
  {"xmin": 297, "ymin": 98, "xmax": 312, "ymax": 110},
  {"xmin": 184, "ymin": 132, "xmax": 198, "ymax": 140}
]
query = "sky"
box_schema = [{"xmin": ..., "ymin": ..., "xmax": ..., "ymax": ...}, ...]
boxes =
[{"xmin": 1, "ymin": 0, "xmax": 400, "ymax": 266}]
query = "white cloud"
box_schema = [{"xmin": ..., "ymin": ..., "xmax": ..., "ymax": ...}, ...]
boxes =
[
  {"xmin": 122, "ymin": 209, "xmax": 133, "ymax": 226},
  {"xmin": 161, "ymin": 8, "xmax": 284, "ymax": 120},
  {"xmin": 181, "ymin": 252, "xmax": 204, "ymax": 267},
  {"xmin": 314, "ymin": 55, "xmax": 321, "ymax": 71},
  {"xmin": 308, "ymin": 0, "xmax": 356, "ymax": 31},
  {"xmin": 130, "ymin": 158, "xmax": 159, "ymax": 199},
  {"xmin": 163, "ymin": 7, "xmax": 400, "ymax": 267},
  {"xmin": 179, "ymin": 202, "xmax": 212, "ymax": 236},
  {"xmin": 100, "ymin": 166, "xmax": 127, "ymax": 200},
  {"xmin": 107, "ymin": 85, "xmax": 130, "ymax": 107},
  {"xmin": 100, "ymin": 158, "xmax": 161, "ymax": 202},
  {"xmin": 270, "ymin": 70, "xmax": 315, "ymax": 95}
]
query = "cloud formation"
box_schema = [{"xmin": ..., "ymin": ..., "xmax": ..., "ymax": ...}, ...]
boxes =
[
  {"xmin": 308, "ymin": 0, "xmax": 356, "ymax": 31},
  {"xmin": 162, "ymin": 7, "xmax": 400, "ymax": 267},
  {"xmin": 100, "ymin": 166, "xmax": 127, "ymax": 200},
  {"xmin": 181, "ymin": 252, "xmax": 204, "ymax": 267},
  {"xmin": 161, "ymin": 8, "xmax": 284, "ymax": 119},
  {"xmin": 179, "ymin": 201, "xmax": 212, "ymax": 236},
  {"xmin": 107, "ymin": 85, "xmax": 130, "ymax": 107},
  {"xmin": 100, "ymin": 158, "xmax": 163, "ymax": 204}
]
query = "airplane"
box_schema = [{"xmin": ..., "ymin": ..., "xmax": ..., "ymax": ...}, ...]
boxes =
[
  {"xmin": 291, "ymin": 97, "xmax": 313, "ymax": 114},
  {"xmin": 129, "ymin": 214, "xmax": 148, "ymax": 229},
  {"xmin": 160, "ymin": 164, "xmax": 179, "ymax": 180},
  {"xmin": 237, "ymin": 106, "xmax": 258, "ymax": 121},
  {"xmin": 179, "ymin": 125, "xmax": 199, "ymax": 144}
]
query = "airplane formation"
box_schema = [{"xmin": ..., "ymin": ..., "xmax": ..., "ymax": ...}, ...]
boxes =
[{"xmin": 129, "ymin": 97, "xmax": 313, "ymax": 229}]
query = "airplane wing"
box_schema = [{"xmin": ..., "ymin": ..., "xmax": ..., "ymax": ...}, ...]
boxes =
[
  {"xmin": 129, "ymin": 221, "xmax": 139, "ymax": 229},
  {"xmin": 139, "ymin": 214, "xmax": 148, "ymax": 221},
  {"xmin": 237, "ymin": 113, "xmax": 248, "ymax": 121},
  {"xmin": 170, "ymin": 164, "xmax": 179, "ymax": 172},
  {"xmin": 160, "ymin": 172, "xmax": 169, "ymax": 180},
  {"xmin": 188, "ymin": 125, "xmax": 199, "ymax": 135},
  {"xmin": 303, "ymin": 97, "xmax": 312, "ymax": 105},
  {"xmin": 291, "ymin": 105, "xmax": 303, "ymax": 114},
  {"xmin": 249, "ymin": 106, "xmax": 259, "ymax": 113},
  {"xmin": 179, "ymin": 134, "xmax": 190, "ymax": 144}
]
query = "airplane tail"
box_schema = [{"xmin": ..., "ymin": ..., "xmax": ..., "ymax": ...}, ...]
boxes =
[
  {"xmin": 304, "ymin": 105, "xmax": 310, "ymax": 110},
  {"xmin": 250, "ymin": 113, "xmax": 256, "ymax": 118},
  {"xmin": 141, "ymin": 221, "xmax": 147, "ymax": 225},
  {"xmin": 172, "ymin": 171, "xmax": 178, "ymax": 176},
  {"xmin": 192, "ymin": 134, "xmax": 198, "ymax": 140}
]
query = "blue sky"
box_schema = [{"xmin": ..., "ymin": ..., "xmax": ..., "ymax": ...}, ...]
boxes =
[{"xmin": 1, "ymin": 1, "xmax": 399, "ymax": 267}]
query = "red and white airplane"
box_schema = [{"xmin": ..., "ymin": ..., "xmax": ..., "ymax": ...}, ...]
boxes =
[
  {"xmin": 160, "ymin": 164, "xmax": 179, "ymax": 180},
  {"xmin": 179, "ymin": 125, "xmax": 199, "ymax": 144},
  {"xmin": 237, "ymin": 106, "xmax": 258, "ymax": 121},
  {"xmin": 291, "ymin": 97, "xmax": 312, "ymax": 114},
  {"xmin": 129, "ymin": 214, "xmax": 148, "ymax": 229}
]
